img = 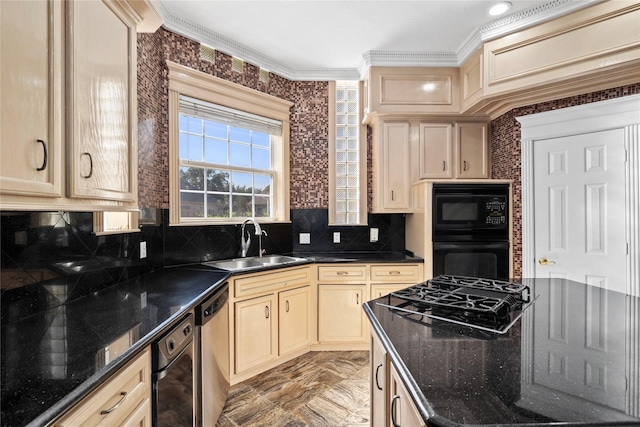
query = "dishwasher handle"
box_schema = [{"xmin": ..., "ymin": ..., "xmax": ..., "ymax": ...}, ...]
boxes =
[{"xmin": 199, "ymin": 283, "xmax": 229, "ymax": 324}]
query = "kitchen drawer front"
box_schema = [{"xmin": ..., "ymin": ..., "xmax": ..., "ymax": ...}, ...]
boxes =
[
  {"xmin": 54, "ymin": 348, "xmax": 151, "ymax": 427},
  {"xmin": 370, "ymin": 264, "xmax": 422, "ymax": 283},
  {"xmin": 317, "ymin": 265, "xmax": 367, "ymax": 283},
  {"xmin": 234, "ymin": 266, "xmax": 311, "ymax": 299}
]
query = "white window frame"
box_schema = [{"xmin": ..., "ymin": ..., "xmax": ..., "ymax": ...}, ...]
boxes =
[
  {"xmin": 167, "ymin": 61, "xmax": 292, "ymax": 226},
  {"xmin": 329, "ymin": 80, "xmax": 367, "ymax": 225}
]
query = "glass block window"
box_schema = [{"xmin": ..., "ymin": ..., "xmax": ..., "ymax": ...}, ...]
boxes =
[
  {"xmin": 334, "ymin": 81, "xmax": 361, "ymax": 224},
  {"xmin": 200, "ymin": 44, "xmax": 215, "ymax": 63},
  {"xmin": 178, "ymin": 96, "xmax": 278, "ymax": 219},
  {"xmin": 232, "ymin": 57, "xmax": 244, "ymax": 73}
]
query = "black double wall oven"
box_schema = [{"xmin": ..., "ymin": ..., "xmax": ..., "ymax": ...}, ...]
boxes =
[{"xmin": 432, "ymin": 183, "xmax": 510, "ymax": 279}]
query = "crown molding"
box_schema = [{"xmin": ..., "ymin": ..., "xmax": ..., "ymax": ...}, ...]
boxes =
[{"xmin": 158, "ymin": 0, "xmax": 605, "ymax": 82}]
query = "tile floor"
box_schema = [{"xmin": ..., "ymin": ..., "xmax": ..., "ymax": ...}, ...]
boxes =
[{"xmin": 216, "ymin": 351, "xmax": 370, "ymax": 427}]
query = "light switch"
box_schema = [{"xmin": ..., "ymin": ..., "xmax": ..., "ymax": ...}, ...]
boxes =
[
  {"xmin": 333, "ymin": 232, "xmax": 340, "ymax": 243},
  {"xmin": 299, "ymin": 233, "xmax": 311, "ymax": 244},
  {"xmin": 370, "ymin": 228, "xmax": 379, "ymax": 242},
  {"xmin": 140, "ymin": 241, "xmax": 147, "ymax": 259}
]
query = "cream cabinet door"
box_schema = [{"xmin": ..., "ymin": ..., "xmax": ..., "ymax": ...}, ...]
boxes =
[
  {"xmin": 235, "ymin": 294, "xmax": 277, "ymax": 374},
  {"xmin": 390, "ymin": 364, "xmax": 426, "ymax": 427},
  {"xmin": 0, "ymin": 0, "xmax": 63, "ymax": 197},
  {"xmin": 318, "ymin": 284, "xmax": 367, "ymax": 342},
  {"xmin": 378, "ymin": 122, "xmax": 411, "ymax": 211},
  {"xmin": 456, "ymin": 122, "xmax": 489, "ymax": 179},
  {"xmin": 67, "ymin": 0, "xmax": 137, "ymax": 201},
  {"xmin": 371, "ymin": 333, "xmax": 389, "ymax": 427},
  {"xmin": 419, "ymin": 123, "xmax": 453, "ymax": 179},
  {"xmin": 278, "ymin": 286, "xmax": 311, "ymax": 355}
]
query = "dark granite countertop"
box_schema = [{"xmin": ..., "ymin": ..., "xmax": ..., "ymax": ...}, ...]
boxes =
[
  {"xmin": 295, "ymin": 251, "xmax": 423, "ymax": 263},
  {"xmin": 1, "ymin": 265, "xmax": 229, "ymax": 427},
  {"xmin": 364, "ymin": 278, "xmax": 640, "ymax": 426}
]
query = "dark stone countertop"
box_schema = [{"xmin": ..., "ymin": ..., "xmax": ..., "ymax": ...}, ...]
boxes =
[
  {"xmin": 1, "ymin": 264, "xmax": 229, "ymax": 427},
  {"xmin": 295, "ymin": 251, "xmax": 423, "ymax": 263},
  {"xmin": 364, "ymin": 278, "xmax": 640, "ymax": 426}
]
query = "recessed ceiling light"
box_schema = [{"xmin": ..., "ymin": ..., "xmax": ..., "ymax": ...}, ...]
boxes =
[{"xmin": 489, "ymin": 1, "xmax": 512, "ymax": 16}]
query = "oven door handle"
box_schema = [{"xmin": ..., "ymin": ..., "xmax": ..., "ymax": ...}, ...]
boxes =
[{"xmin": 433, "ymin": 241, "xmax": 509, "ymax": 250}]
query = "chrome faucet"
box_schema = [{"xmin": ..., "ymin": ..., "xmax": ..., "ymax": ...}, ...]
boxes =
[{"xmin": 240, "ymin": 217, "xmax": 267, "ymax": 257}]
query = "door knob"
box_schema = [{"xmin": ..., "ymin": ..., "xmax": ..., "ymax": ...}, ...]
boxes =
[{"xmin": 538, "ymin": 257, "xmax": 556, "ymax": 265}]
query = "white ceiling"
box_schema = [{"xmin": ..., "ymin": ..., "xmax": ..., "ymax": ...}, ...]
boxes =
[{"xmin": 157, "ymin": 0, "xmax": 599, "ymax": 80}]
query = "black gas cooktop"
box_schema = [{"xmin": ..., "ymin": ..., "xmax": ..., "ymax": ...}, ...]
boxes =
[{"xmin": 377, "ymin": 275, "xmax": 534, "ymax": 334}]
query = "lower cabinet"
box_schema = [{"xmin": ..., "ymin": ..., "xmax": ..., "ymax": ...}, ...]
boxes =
[
  {"xmin": 54, "ymin": 348, "xmax": 151, "ymax": 427},
  {"xmin": 235, "ymin": 294, "xmax": 278, "ymax": 373},
  {"xmin": 371, "ymin": 332, "xmax": 425, "ymax": 427},
  {"xmin": 279, "ymin": 286, "xmax": 312, "ymax": 355},
  {"xmin": 318, "ymin": 284, "xmax": 368, "ymax": 343}
]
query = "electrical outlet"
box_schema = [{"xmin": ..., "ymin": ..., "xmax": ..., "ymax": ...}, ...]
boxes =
[
  {"xmin": 140, "ymin": 241, "xmax": 147, "ymax": 259},
  {"xmin": 140, "ymin": 291, "xmax": 147, "ymax": 309},
  {"xmin": 299, "ymin": 233, "xmax": 311, "ymax": 244},
  {"xmin": 370, "ymin": 228, "xmax": 379, "ymax": 242},
  {"xmin": 333, "ymin": 232, "xmax": 340, "ymax": 243}
]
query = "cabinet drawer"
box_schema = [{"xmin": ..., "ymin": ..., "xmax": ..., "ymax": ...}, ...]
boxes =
[
  {"xmin": 234, "ymin": 266, "xmax": 311, "ymax": 299},
  {"xmin": 317, "ymin": 265, "xmax": 367, "ymax": 283},
  {"xmin": 370, "ymin": 264, "xmax": 422, "ymax": 283},
  {"xmin": 54, "ymin": 348, "xmax": 151, "ymax": 427}
]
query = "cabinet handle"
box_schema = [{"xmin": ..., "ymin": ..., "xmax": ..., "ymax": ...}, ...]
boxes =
[
  {"xmin": 80, "ymin": 152, "xmax": 93, "ymax": 178},
  {"xmin": 442, "ymin": 160, "xmax": 445, "ymax": 171},
  {"xmin": 286, "ymin": 300, "xmax": 290, "ymax": 313},
  {"xmin": 391, "ymin": 190, "xmax": 394, "ymax": 201},
  {"xmin": 265, "ymin": 306, "xmax": 270, "ymax": 318},
  {"xmin": 337, "ymin": 271, "xmax": 349, "ymax": 276},
  {"xmin": 375, "ymin": 363, "xmax": 383, "ymax": 391},
  {"xmin": 356, "ymin": 293, "xmax": 359, "ymax": 305},
  {"xmin": 391, "ymin": 394, "xmax": 401, "ymax": 427},
  {"xmin": 100, "ymin": 391, "xmax": 127, "ymax": 415},
  {"xmin": 463, "ymin": 160, "xmax": 468, "ymax": 171},
  {"xmin": 388, "ymin": 271, "xmax": 401, "ymax": 275},
  {"xmin": 36, "ymin": 139, "xmax": 48, "ymax": 171}
]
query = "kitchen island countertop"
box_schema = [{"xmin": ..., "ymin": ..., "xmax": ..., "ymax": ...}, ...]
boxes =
[{"xmin": 364, "ymin": 277, "xmax": 640, "ymax": 426}]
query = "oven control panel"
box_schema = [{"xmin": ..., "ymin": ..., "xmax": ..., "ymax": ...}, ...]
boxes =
[{"xmin": 485, "ymin": 198, "xmax": 507, "ymax": 225}]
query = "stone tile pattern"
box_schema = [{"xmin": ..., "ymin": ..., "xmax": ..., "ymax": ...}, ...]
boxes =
[
  {"xmin": 216, "ymin": 351, "xmax": 370, "ymax": 427},
  {"xmin": 490, "ymin": 83, "xmax": 640, "ymax": 278},
  {"xmin": 136, "ymin": 29, "xmax": 332, "ymax": 210}
]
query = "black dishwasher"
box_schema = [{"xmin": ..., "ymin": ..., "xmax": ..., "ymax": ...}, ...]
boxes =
[{"xmin": 152, "ymin": 312, "xmax": 195, "ymax": 427}]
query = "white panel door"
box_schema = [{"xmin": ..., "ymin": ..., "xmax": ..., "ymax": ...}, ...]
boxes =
[
  {"xmin": 533, "ymin": 129, "xmax": 626, "ymax": 293},
  {"xmin": 532, "ymin": 280, "xmax": 626, "ymax": 413}
]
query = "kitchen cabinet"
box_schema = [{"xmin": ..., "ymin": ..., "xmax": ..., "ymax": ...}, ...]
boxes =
[
  {"xmin": 229, "ymin": 266, "xmax": 313, "ymax": 383},
  {"xmin": 279, "ymin": 286, "xmax": 312, "ymax": 355},
  {"xmin": 53, "ymin": 348, "xmax": 151, "ymax": 427},
  {"xmin": 389, "ymin": 362, "xmax": 426, "ymax": 427},
  {"xmin": 235, "ymin": 294, "xmax": 278, "ymax": 373},
  {"xmin": 0, "ymin": 0, "xmax": 63, "ymax": 199},
  {"xmin": 370, "ymin": 120, "xmax": 412, "ymax": 212},
  {"xmin": 371, "ymin": 333, "xmax": 389, "ymax": 427},
  {"xmin": 0, "ymin": 0, "xmax": 140, "ymax": 210},
  {"xmin": 419, "ymin": 122, "xmax": 489, "ymax": 180},
  {"xmin": 318, "ymin": 284, "xmax": 368, "ymax": 343}
]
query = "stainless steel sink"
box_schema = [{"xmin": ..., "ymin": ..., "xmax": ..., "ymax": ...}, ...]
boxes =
[{"xmin": 203, "ymin": 255, "xmax": 307, "ymax": 272}]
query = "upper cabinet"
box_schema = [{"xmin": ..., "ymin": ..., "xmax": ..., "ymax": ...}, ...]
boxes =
[
  {"xmin": 67, "ymin": 0, "xmax": 137, "ymax": 202},
  {"xmin": 456, "ymin": 122, "xmax": 489, "ymax": 179},
  {"xmin": 0, "ymin": 0, "xmax": 161, "ymax": 211},
  {"xmin": 0, "ymin": 0, "xmax": 63, "ymax": 199},
  {"xmin": 364, "ymin": 67, "xmax": 460, "ymax": 119}
]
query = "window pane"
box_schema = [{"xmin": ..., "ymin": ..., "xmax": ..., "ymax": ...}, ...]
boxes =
[
  {"xmin": 232, "ymin": 195, "xmax": 252, "ymax": 217},
  {"xmin": 181, "ymin": 115, "xmax": 202, "ymax": 133},
  {"xmin": 230, "ymin": 126, "xmax": 250, "ymax": 143},
  {"xmin": 252, "ymin": 146, "xmax": 270, "ymax": 169},
  {"xmin": 207, "ymin": 169, "xmax": 230, "ymax": 192},
  {"xmin": 232, "ymin": 171, "xmax": 252, "ymax": 193},
  {"xmin": 181, "ymin": 134, "xmax": 203, "ymax": 162},
  {"xmin": 230, "ymin": 142, "xmax": 251, "ymax": 167},
  {"xmin": 207, "ymin": 194, "xmax": 230, "ymax": 218},
  {"xmin": 181, "ymin": 192, "xmax": 204, "ymax": 217},
  {"xmin": 204, "ymin": 137, "xmax": 227, "ymax": 164},
  {"xmin": 204, "ymin": 121, "xmax": 227, "ymax": 139},
  {"xmin": 254, "ymin": 174, "xmax": 271, "ymax": 195},
  {"xmin": 255, "ymin": 196, "xmax": 270, "ymax": 217},
  {"xmin": 180, "ymin": 167, "xmax": 205, "ymax": 190},
  {"xmin": 253, "ymin": 132, "xmax": 270, "ymax": 147}
]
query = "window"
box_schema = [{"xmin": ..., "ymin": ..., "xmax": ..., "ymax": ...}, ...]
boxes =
[
  {"xmin": 329, "ymin": 81, "xmax": 366, "ymax": 225},
  {"xmin": 167, "ymin": 61, "xmax": 292, "ymax": 225},
  {"xmin": 178, "ymin": 97, "xmax": 277, "ymax": 219}
]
